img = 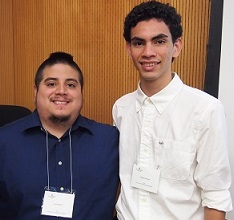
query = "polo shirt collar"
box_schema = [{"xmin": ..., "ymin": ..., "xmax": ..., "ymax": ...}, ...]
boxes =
[{"xmin": 136, "ymin": 73, "xmax": 183, "ymax": 114}]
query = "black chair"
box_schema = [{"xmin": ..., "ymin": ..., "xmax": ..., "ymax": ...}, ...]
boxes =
[{"xmin": 0, "ymin": 105, "xmax": 32, "ymax": 127}]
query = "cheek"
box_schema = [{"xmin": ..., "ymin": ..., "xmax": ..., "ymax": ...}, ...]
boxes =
[
  {"xmin": 73, "ymin": 91, "xmax": 83, "ymax": 102},
  {"xmin": 128, "ymin": 48, "xmax": 140, "ymax": 60},
  {"xmin": 38, "ymin": 88, "xmax": 54, "ymax": 98},
  {"xmin": 35, "ymin": 94, "xmax": 44, "ymax": 107},
  {"xmin": 161, "ymin": 49, "xmax": 173, "ymax": 61},
  {"xmin": 74, "ymin": 95, "xmax": 83, "ymax": 111},
  {"xmin": 36, "ymin": 91, "xmax": 52, "ymax": 105},
  {"xmin": 78, "ymin": 93, "xmax": 83, "ymax": 104},
  {"xmin": 130, "ymin": 52, "xmax": 141, "ymax": 68}
]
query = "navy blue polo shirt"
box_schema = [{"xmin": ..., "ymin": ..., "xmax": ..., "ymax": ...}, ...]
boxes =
[{"xmin": 0, "ymin": 111, "xmax": 119, "ymax": 220}]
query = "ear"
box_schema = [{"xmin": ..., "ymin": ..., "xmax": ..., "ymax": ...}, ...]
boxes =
[
  {"xmin": 173, "ymin": 37, "xmax": 182, "ymax": 59},
  {"xmin": 126, "ymin": 42, "xmax": 133, "ymax": 59},
  {"xmin": 33, "ymin": 85, "xmax": 38, "ymax": 101}
]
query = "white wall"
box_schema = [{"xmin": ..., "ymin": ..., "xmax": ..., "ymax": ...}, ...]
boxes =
[{"xmin": 218, "ymin": 0, "xmax": 234, "ymax": 219}]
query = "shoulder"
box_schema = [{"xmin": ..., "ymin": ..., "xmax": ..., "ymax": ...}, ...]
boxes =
[
  {"xmin": 181, "ymin": 85, "xmax": 225, "ymax": 115},
  {"xmin": 80, "ymin": 116, "xmax": 119, "ymax": 136},
  {"xmin": 113, "ymin": 91, "xmax": 137, "ymax": 107},
  {"xmin": 0, "ymin": 116, "xmax": 29, "ymax": 135},
  {"xmin": 183, "ymin": 85, "xmax": 221, "ymax": 104},
  {"xmin": 0, "ymin": 112, "xmax": 40, "ymax": 140},
  {"xmin": 78, "ymin": 117, "xmax": 119, "ymax": 151},
  {"xmin": 0, "ymin": 118, "xmax": 28, "ymax": 149}
]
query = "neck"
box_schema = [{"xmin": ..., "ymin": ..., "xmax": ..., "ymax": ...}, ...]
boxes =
[
  {"xmin": 41, "ymin": 120, "xmax": 74, "ymax": 139},
  {"xmin": 140, "ymin": 73, "xmax": 174, "ymax": 97}
]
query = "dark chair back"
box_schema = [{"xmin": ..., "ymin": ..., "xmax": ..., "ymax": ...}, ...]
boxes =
[{"xmin": 0, "ymin": 105, "xmax": 32, "ymax": 127}]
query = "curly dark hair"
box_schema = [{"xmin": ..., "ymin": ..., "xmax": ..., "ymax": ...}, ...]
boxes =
[
  {"xmin": 35, "ymin": 52, "xmax": 84, "ymax": 91},
  {"xmin": 123, "ymin": 0, "xmax": 183, "ymax": 43}
]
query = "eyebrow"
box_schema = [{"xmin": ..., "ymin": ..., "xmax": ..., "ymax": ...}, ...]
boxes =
[
  {"xmin": 131, "ymin": 33, "xmax": 169, "ymax": 42},
  {"xmin": 44, "ymin": 77, "xmax": 79, "ymax": 83},
  {"xmin": 152, "ymin": 33, "xmax": 169, "ymax": 41}
]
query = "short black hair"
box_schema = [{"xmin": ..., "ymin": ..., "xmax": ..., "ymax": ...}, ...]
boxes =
[
  {"xmin": 123, "ymin": 0, "xmax": 183, "ymax": 43},
  {"xmin": 35, "ymin": 52, "xmax": 84, "ymax": 90}
]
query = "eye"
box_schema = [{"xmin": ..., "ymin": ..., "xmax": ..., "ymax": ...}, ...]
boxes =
[
  {"xmin": 67, "ymin": 83, "xmax": 76, "ymax": 88},
  {"xmin": 158, "ymin": 39, "xmax": 165, "ymax": 44},
  {"xmin": 154, "ymin": 39, "xmax": 166, "ymax": 45},
  {"xmin": 131, "ymin": 40, "xmax": 145, "ymax": 47},
  {"xmin": 66, "ymin": 81, "xmax": 79, "ymax": 88},
  {"xmin": 47, "ymin": 82, "xmax": 56, "ymax": 87}
]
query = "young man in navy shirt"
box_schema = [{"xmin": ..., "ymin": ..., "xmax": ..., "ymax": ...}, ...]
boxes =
[{"xmin": 0, "ymin": 52, "xmax": 119, "ymax": 219}]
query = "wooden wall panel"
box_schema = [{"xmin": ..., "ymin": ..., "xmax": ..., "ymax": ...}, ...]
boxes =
[
  {"xmin": 0, "ymin": 0, "xmax": 14, "ymax": 104},
  {"xmin": 0, "ymin": 0, "xmax": 210, "ymax": 124}
]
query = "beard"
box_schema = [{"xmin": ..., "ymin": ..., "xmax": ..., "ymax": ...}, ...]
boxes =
[{"xmin": 48, "ymin": 114, "xmax": 71, "ymax": 124}]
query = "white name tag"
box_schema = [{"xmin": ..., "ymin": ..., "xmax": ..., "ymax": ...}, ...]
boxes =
[
  {"xmin": 131, "ymin": 164, "xmax": 160, "ymax": 194},
  {"xmin": 41, "ymin": 190, "xmax": 75, "ymax": 218}
]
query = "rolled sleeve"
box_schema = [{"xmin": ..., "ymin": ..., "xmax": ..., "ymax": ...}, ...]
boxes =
[{"xmin": 195, "ymin": 101, "xmax": 233, "ymax": 212}]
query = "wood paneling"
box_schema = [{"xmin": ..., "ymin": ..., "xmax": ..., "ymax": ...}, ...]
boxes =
[
  {"xmin": 0, "ymin": 0, "xmax": 14, "ymax": 103},
  {"xmin": 0, "ymin": 0, "xmax": 210, "ymax": 124}
]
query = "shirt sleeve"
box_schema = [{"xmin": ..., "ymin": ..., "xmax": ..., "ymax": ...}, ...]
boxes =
[
  {"xmin": 112, "ymin": 103, "xmax": 117, "ymax": 127},
  {"xmin": 194, "ymin": 100, "xmax": 233, "ymax": 212}
]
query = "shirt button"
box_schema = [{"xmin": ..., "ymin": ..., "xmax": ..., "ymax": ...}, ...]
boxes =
[
  {"xmin": 60, "ymin": 187, "xmax": 64, "ymax": 191},
  {"xmin": 58, "ymin": 161, "xmax": 63, "ymax": 165},
  {"xmin": 58, "ymin": 139, "xmax": 61, "ymax": 142}
]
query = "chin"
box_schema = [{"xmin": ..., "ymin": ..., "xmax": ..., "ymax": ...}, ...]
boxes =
[{"xmin": 49, "ymin": 114, "xmax": 71, "ymax": 124}]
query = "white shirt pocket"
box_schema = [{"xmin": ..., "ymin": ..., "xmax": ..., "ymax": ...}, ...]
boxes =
[{"xmin": 154, "ymin": 137, "xmax": 196, "ymax": 181}]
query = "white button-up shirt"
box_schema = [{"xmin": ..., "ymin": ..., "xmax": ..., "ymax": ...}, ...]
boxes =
[{"xmin": 112, "ymin": 73, "xmax": 232, "ymax": 220}]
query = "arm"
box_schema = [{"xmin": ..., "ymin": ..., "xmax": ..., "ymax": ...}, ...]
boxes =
[
  {"xmin": 195, "ymin": 101, "xmax": 232, "ymax": 214},
  {"xmin": 204, "ymin": 207, "xmax": 225, "ymax": 220},
  {"xmin": 112, "ymin": 183, "xmax": 120, "ymax": 218}
]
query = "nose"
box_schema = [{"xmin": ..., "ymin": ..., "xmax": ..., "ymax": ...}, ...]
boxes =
[
  {"xmin": 56, "ymin": 84, "xmax": 67, "ymax": 95},
  {"xmin": 142, "ymin": 43, "xmax": 156, "ymax": 57}
]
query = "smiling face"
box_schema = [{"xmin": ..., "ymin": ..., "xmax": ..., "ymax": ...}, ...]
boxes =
[
  {"xmin": 127, "ymin": 18, "xmax": 182, "ymax": 95},
  {"xmin": 34, "ymin": 63, "xmax": 82, "ymax": 128}
]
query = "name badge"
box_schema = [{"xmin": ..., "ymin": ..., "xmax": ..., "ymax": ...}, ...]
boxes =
[
  {"xmin": 131, "ymin": 163, "xmax": 160, "ymax": 194},
  {"xmin": 41, "ymin": 190, "xmax": 75, "ymax": 218}
]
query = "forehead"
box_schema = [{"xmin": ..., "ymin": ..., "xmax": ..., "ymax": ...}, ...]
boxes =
[
  {"xmin": 42, "ymin": 63, "xmax": 79, "ymax": 80},
  {"xmin": 131, "ymin": 18, "xmax": 171, "ymax": 39}
]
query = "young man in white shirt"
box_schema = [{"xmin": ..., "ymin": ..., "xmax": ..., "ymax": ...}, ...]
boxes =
[{"xmin": 112, "ymin": 1, "xmax": 232, "ymax": 219}]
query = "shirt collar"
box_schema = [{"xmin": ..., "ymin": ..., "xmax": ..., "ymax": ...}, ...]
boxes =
[
  {"xmin": 136, "ymin": 73, "xmax": 183, "ymax": 114},
  {"xmin": 21, "ymin": 110, "xmax": 94, "ymax": 135}
]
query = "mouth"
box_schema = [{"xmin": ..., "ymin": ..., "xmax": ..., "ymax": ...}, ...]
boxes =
[
  {"xmin": 140, "ymin": 61, "xmax": 160, "ymax": 70},
  {"xmin": 52, "ymin": 100, "xmax": 69, "ymax": 105}
]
